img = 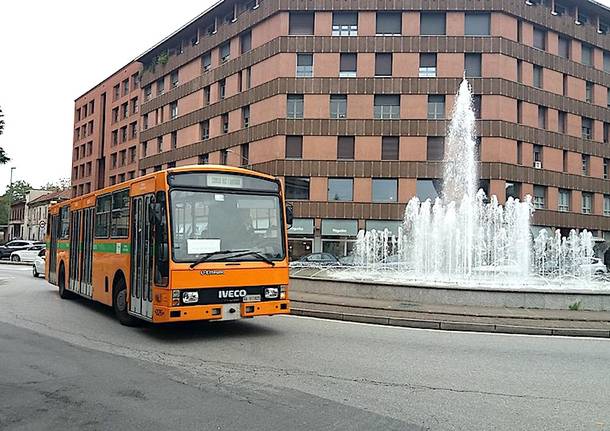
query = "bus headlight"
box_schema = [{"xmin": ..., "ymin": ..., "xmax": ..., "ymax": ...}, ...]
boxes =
[
  {"xmin": 280, "ymin": 285, "xmax": 287, "ymax": 299},
  {"xmin": 172, "ymin": 290, "xmax": 181, "ymax": 306},
  {"xmin": 264, "ymin": 287, "xmax": 279, "ymax": 299},
  {"xmin": 182, "ymin": 291, "xmax": 199, "ymax": 304}
]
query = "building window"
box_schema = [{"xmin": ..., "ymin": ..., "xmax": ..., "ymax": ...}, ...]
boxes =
[
  {"xmin": 427, "ymin": 137, "xmax": 444, "ymax": 160},
  {"xmin": 419, "ymin": 54, "xmax": 437, "ymax": 77},
  {"xmin": 76, "ymin": 108, "xmax": 81, "ymax": 122},
  {"xmin": 381, "ymin": 136, "xmax": 399, "ymax": 160},
  {"xmin": 337, "ymin": 136, "xmax": 354, "ymax": 159},
  {"xmin": 144, "ymin": 85, "xmax": 152, "ymax": 101},
  {"xmin": 220, "ymin": 42, "xmax": 231, "ymax": 62},
  {"xmin": 582, "ymin": 44, "xmax": 593, "ymax": 66},
  {"xmin": 245, "ymin": 66, "xmax": 252, "ymax": 89},
  {"xmin": 375, "ymin": 53, "xmax": 392, "ymax": 76},
  {"xmin": 332, "ymin": 12, "xmax": 357, "ymax": 36},
  {"xmin": 517, "ymin": 60, "xmax": 522, "ymax": 82},
  {"xmin": 517, "ymin": 141, "xmax": 523, "ymax": 165},
  {"xmin": 143, "ymin": 115, "xmax": 148, "ymax": 130},
  {"xmin": 604, "ymin": 123, "xmax": 610, "ymax": 144},
  {"xmin": 339, "ymin": 53, "xmax": 357, "ymax": 77},
  {"xmin": 416, "ymin": 179, "xmax": 442, "ymax": 201},
  {"xmin": 240, "ymin": 143, "xmax": 249, "ymax": 166},
  {"xmin": 330, "ymin": 95, "xmax": 347, "ymax": 119},
  {"xmin": 374, "ymin": 95, "xmax": 400, "ymax": 119},
  {"xmin": 533, "ymin": 27, "xmax": 546, "ymax": 50},
  {"xmin": 328, "ymin": 178, "xmax": 353, "ymax": 201},
  {"xmin": 505, "ymin": 182, "xmax": 521, "ymax": 201},
  {"xmin": 582, "ymin": 117, "xmax": 593, "ymax": 140},
  {"xmin": 131, "ymin": 72, "xmax": 139, "ymax": 90},
  {"xmin": 89, "ymin": 100, "xmax": 95, "ymax": 115},
  {"xmin": 220, "ymin": 149, "xmax": 228, "ymax": 165},
  {"xmin": 131, "ymin": 97, "xmax": 138, "ymax": 114},
  {"xmin": 296, "ymin": 54, "xmax": 313, "ymax": 77},
  {"xmin": 204, "ymin": 86, "xmax": 210, "ymax": 105},
  {"xmin": 111, "ymin": 153, "xmax": 117, "ymax": 168},
  {"xmin": 111, "ymin": 130, "xmax": 118, "ymax": 146},
  {"xmin": 420, "ymin": 13, "xmax": 446, "ymax": 35},
  {"xmin": 465, "ymin": 13, "xmax": 490, "ymax": 36},
  {"xmin": 604, "ymin": 158, "xmax": 609, "ymax": 179},
  {"xmin": 156, "ymin": 79, "xmax": 164, "ymax": 96},
  {"xmin": 533, "ymin": 185, "xmax": 546, "ymax": 209},
  {"xmin": 129, "ymin": 146, "xmax": 136, "ymax": 163},
  {"xmin": 559, "ymin": 37, "xmax": 570, "ymax": 59},
  {"xmin": 113, "ymin": 84, "xmax": 120, "ymax": 100},
  {"xmin": 170, "ymin": 131, "xmax": 177, "ymax": 149},
  {"xmin": 240, "ymin": 30, "xmax": 252, "ymax": 54},
  {"xmin": 219, "ymin": 79, "xmax": 226, "ymax": 99},
  {"xmin": 170, "ymin": 71, "xmax": 179, "ymax": 88},
  {"xmin": 604, "ymin": 195, "xmax": 610, "ymax": 216},
  {"xmin": 120, "ymin": 126, "xmax": 127, "ymax": 143},
  {"xmin": 605, "ymin": 52, "xmax": 610, "ymax": 73},
  {"xmin": 563, "ymin": 150, "xmax": 568, "ymax": 172},
  {"xmin": 558, "ymin": 111, "xmax": 567, "ymax": 134},
  {"xmin": 242, "ymin": 105, "xmax": 250, "ymax": 128},
  {"xmin": 289, "ymin": 12, "xmax": 314, "ymax": 35},
  {"xmin": 286, "ymin": 136, "xmax": 303, "ymax": 159},
  {"xmin": 222, "ymin": 113, "xmax": 229, "ymax": 134},
  {"xmin": 200, "ymin": 120, "xmax": 209, "ymax": 140},
  {"xmin": 287, "ymin": 94, "xmax": 304, "ymax": 119},
  {"xmin": 157, "ymin": 137, "xmax": 163, "ymax": 153},
  {"xmin": 533, "ymin": 144, "xmax": 543, "ymax": 167},
  {"xmin": 582, "ymin": 154, "xmax": 590, "ymax": 176},
  {"xmin": 130, "ymin": 122, "xmax": 137, "ymax": 139},
  {"xmin": 533, "ymin": 65, "xmax": 543, "ymax": 88},
  {"xmin": 558, "ymin": 189, "xmax": 571, "ymax": 212},
  {"xmin": 472, "ymin": 95, "xmax": 481, "ymax": 119},
  {"xmin": 376, "ymin": 12, "xmax": 401, "ymax": 35},
  {"xmin": 538, "ymin": 106, "xmax": 547, "ymax": 129},
  {"xmin": 582, "ymin": 192, "xmax": 593, "ymax": 214},
  {"xmin": 372, "ymin": 179, "xmax": 397, "ymax": 202},
  {"xmin": 427, "ymin": 95, "xmax": 445, "ymax": 119},
  {"xmin": 142, "ymin": 142, "xmax": 147, "ymax": 157},
  {"xmin": 586, "ymin": 81, "xmax": 594, "ymax": 103},
  {"xmin": 170, "ymin": 101, "xmax": 178, "ymax": 120},
  {"xmin": 464, "ymin": 54, "xmax": 482, "ymax": 78},
  {"xmin": 202, "ymin": 52, "xmax": 212, "ymax": 72},
  {"xmin": 112, "ymin": 107, "xmax": 119, "ymax": 123},
  {"xmin": 198, "ymin": 153, "xmax": 209, "ymax": 164},
  {"xmin": 285, "ymin": 177, "xmax": 310, "ymax": 200}
]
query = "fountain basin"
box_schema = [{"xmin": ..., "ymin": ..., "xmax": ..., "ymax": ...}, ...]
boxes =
[{"xmin": 290, "ymin": 268, "xmax": 610, "ymax": 312}]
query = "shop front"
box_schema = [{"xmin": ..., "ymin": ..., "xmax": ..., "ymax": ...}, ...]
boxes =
[
  {"xmin": 287, "ymin": 218, "xmax": 314, "ymax": 260},
  {"xmin": 321, "ymin": 219, "xmax": 358, "ymax": 258},
  {"xmin": 365, "ymin": 220, "xmax": 403, "ymax": 236}
]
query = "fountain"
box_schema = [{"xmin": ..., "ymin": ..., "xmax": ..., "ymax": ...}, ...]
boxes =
[{"xmin": 330, "ymin": 79, "xmax": 609, "ymax": 291}]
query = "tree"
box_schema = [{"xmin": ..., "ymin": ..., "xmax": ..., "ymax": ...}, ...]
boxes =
[
  {"xmin": 0, "ymin": 106, "xmax": 8, "ymax": 164},
  {"xmin": 0, "ymin": 181, "xmax": 32, "ymax": 225},
  {"xmin": 41, "ymin": 177, "xmax": 70, "ymax": 191}
]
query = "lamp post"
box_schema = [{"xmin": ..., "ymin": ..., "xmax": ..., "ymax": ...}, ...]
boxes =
[
  {"xmin": 225, "ymin": 149, "xmax": 250, "ymax": 169},
  {"xmin": 6, "ymin": 167, "xmax": 15, "ymax": 239}
]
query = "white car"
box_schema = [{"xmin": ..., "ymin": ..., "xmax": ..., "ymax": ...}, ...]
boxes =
[
  {"xmin": 578, "ymin": 257, "xmax": 608, "ymax": 276},
  {"xmin": 33, "ymin": 249, "xmax": 46, "ymax": 278},
  {"xmin": 10, "ymin": 244, "xmax": 45, "ymax": 263}
]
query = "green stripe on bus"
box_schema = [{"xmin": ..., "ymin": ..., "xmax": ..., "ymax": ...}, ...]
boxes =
[
  {"xmin": 93, "ymin": 242, "xmax": 131, "ymax": 254},
  {"xmin": 57, "ymin": 242, "xmax": 70, "ymax": 250}
]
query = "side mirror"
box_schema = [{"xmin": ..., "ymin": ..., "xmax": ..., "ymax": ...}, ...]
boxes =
[{"xmin": 286, "ymin": 203, "xmax": 294, "ymax": 228}]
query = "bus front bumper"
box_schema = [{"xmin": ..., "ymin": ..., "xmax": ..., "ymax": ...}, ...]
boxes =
[{"xmin": 151, "ymin": 300, "xmax": 290, "ymax": 323}]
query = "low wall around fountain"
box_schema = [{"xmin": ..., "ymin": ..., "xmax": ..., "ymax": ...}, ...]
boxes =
[{"xmin": 290, "ymin": 272, "xmax": 610, "ymax": 312}]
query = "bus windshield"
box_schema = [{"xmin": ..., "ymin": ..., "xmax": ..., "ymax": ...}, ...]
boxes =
[{"xmin": 170, "ymin": 189, "xmax": 285, "ymax": 263}]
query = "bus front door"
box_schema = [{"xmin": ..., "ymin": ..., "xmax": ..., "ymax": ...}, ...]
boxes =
[{"xmin": 129, "ymin": 195, "xmax": 154, "ymax": 320}]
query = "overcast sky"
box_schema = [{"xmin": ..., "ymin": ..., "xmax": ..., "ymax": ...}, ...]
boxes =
[
  {"xmin": 1, "ymin": 1, "xmax": 610, "ymax": 192},
  {"xmin": 0, "ymin": 0, "xmax": 217, "ymax": 192}
]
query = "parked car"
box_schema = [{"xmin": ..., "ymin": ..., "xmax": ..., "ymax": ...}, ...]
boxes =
[
  {"xmin": 0, "ymin": 240, "xmax": 44, "ymax": 259},
  {"xmin": 9, "ymin": 244, "xmax": 46, "ymax": 263},
  {"xmin": 33, "ymin": 249, "xmax": 46, "ymax": 278},
  {"xmin": 292, "ymin": 253, "xmax": 341, "ymax": 267},
  {"xmin": 578, "ymin": 257, "xmax": 608, "ymax": 276}
]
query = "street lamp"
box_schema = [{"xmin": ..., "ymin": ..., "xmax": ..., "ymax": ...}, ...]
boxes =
[
  {"xmin": 225, "ymin": 148, "xmax": 250, "ymax": 169},
  {"xmin": 6, "ymin": 167, "xmax": 16, "ymax": 239}
]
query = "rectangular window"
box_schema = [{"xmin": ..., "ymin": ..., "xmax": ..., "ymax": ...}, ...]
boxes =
[
  {"xmin": 375, "ymin": 53, "xmax": 393, "ymax": 76},
  {"xmin": 285, "ymin": 177, "xmax": 310, "ymax": 200},
  {"xmin": 287, "ymin": 94, "xmax": 304, "ymax": 119},
  {"xmin": 374, "ymin": 95, "xmax": 400, "ymax": 119},
  {"xmin": 337, "ymin": 136, "xmax": 354, "ymax": 159},
  {"xmin": 538, "ymin": 106, "xmax": 547, "ymax": 129},
  {"xmin": 330, "ymin": 95, "xmax": 347, "ymax": 118},
  {"xmin": 171, "ymin": 71, "xmax": 179, "ymax": 88},
  {"xmin": 517, "ymin": 60, "xmax": 522, "ymax": 82},
  {"xmin": 582, "ymin": 44, "xmax": 593, "ymax": 66},
  {"xmin": 582, "ymin": 154, "xmax": 590, "ymax": 176},
  {"xmin": 533, "ymin": 144, "xmax": 543, "ymax": 166},
  {"xmin": 472, "ymin": 95, "xmax": 481, "ymax": 119},
  {"xmin": 144, "ymin": 85, "xmax": 152, "ymax": 101},
  {"xmin": 198, "ymin": 154, "xmax": 209, "ymax": 164},
  {"xmin": 95, "ymin": 195, "xmax": 112, "ymax": 237},
  {"xmin": 240, "ymin": 143, "xmax": 249, "ymax": 166},
  {"xmin": 200, "ymin": 120, "xmax": 209, "ymax": 140},
  {"xmin": 420, "ymin": 13, "xmax": 446, "ymax": 35},
  {"xmin": 605, "ymin": 52, "xmax": 610, "ymax": 73},
  {"xmin": 111, "ymin": 130, "xmax": 118, "ymax": 146},
  {"xmin": 558, "ymin": 189, "xmax": 570, "ymax": 212},
  {"xmin": 604, "ymin": 158, "xmax": 609, "ymax": 179},
  {"xmin": 289, "ymin": 12, "xmax": 314, "ymax": 35},
  {"xmin": 505, "ymin": 182, "xmax": 521, "ymax": 201},
  {"xmin": 143, "ymin": 114, "xmax": 149, "ymax": 130},
  {"xmin": 219, "ymin": 79, "xmax": 226, "ymax": 99},
  {"xmin": 297, "ymin": 54, "xmax": 313, "ymax": 77},
  {"xmin": 332, "ymin": 12, "xmax": 358, "ymax": 36},
  {"xmin": 608, "ymin": 88, "xmax": 610, "ymax": 108},
  {"xmin": 220, "ymin": 149, "xmax": 228, "ymax": 165},
  {"xmin": 427, "ymin": 137, "xmax": 444, "ymax": 160},
  {"xmin": 170, "ymin": 101, "xmax": 178, "ymax": 120},
  {"xmin": 533, "ymin": 65, "xmax": 543, "ymax": 88},
  {"xmin": 131, "ymin": 97, "xmax": 138, "ymax": 114},
  {"xmin": 202, "ymin": 52, "xmax": 212, "ymax": 72},
  {"xmin": 376, "ymin": 12, "xmax": 401, "ymax": 35},
  {"xmin": 604, "ymin": 195, "xmax": 610, "ymax": 216},
  {"xmin": 533, "ymin": 27, "xmax": 546, "ymax": 50},
  {"xmin": 328, "ymin": 178, "xmax": 353, "ymax": 201},
  {"xmin": 89, "ymin": 100, "xmax": 95, "ymax": 115},
  {"xmin": 112, "ymin": 107, "xmax": 119, "ymax": 123},
  {"xmin": 559, "ymin": 37, "xmax": 570, "ymax": 59},
  {"xmin": 517, "ymin": 141, "xmax": 523, "ymax": 165},
  {"xmin": 419, "ymin": 53, "xmax": 437, "ymax": 78},
  {"xmin": 121, "ymin": 102, "xmax": 128, "ymax": 119},
  {"xmin": 582, "ymin": 192, "xmax": 593, "ymax": 214},
  {"xmin": 372, "ymin": 179, "xmax": 398, "ymax": 202},
  {"xmin": 171, "ymin": 131, "xmax": 177, "ymax": 149},
  {"xmin": 204, "ymin": 86, "xmax": 210, "ymax": 105},
  {"xmin": 113, "ymin": 84, "xmax": 120, "ymax": 100},
  {"xmin": 286, "ymin": 136, "xmax": 303, "ymax": 159},
  {"xmin": 533, "ymin": 185, "xmax": 546, "ymax": 209},
  {"xmin": 416, "ymin": 179, "xmax": 443, "ymax": 201},
  {"xmin": 242, "ymin": 105, "xmax": 250, "ymax": 128},
  {"xmin": 381, "ymin": 136, "xmax": 399, "ymax": 160},
  {"xmin": 339, "ymin": 53, "xmax": 357, "ymax": 77},
  {"xmin": 120, "ymin": 126, "xmax": 127, "ymax": 143},
  {"xmin": 157, "ymin": 79, "xmax": 164, "ymax": 96},
  {"xmin": 586, "ymin": 81, "xmax": 594, "ymax": 103},
  {"xmin": 558, "ymin": 111, "xmax": 567, "ymax": 133},
  {"xmin": 220, "ymin": 42, "xmax": 231, "ymax": 62},
  {"xmin": 465, "ymin": 13, "xmax": 490, "ymax": 36},
  {"xmin": 563, "ymin": 150, "xmax": 568, "ymax": 172},
  {"xmin": 427, "ymin": 95, "xmax": 445, "ymax": 119},
  {"xmin": 222, "ymin": 113, "xmax": 229, "ymax": 134},
  {"xmin": 245, "ymin": 66, "xmax": 252, "ymax": 89},
  {"xmin": 605, "ymin": 123, "xmax": 610, "ymax": 144},
  {"xmin": 582, "ymin": 117, "xmax": 593, "ymax": 140},
  {"xmin": 110, "ymin": 190, "xmax": 129, "ymax": 238},
  {"xmin": 157, "ymin": 137, "xmax": 163, "ymax": 153},
  {"xmin": 240, "ymin": 30, "xmax": 252, "ymax": 54},
  {"xmin": 464, "ymin": 54, "xmax": 482, "ymax": 78},
  {"xmin": 563, "ymin": 74, "xmax": 568, "ymax": 96}
]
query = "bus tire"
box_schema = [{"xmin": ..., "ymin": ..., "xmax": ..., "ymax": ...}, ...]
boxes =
[
  {"xmin": 113, "ymin": 276, "xmax": 140, "ymax": 327},
  {"xmin": 58, "ymin": 264, "xmax": 75, "ymax": 299}
]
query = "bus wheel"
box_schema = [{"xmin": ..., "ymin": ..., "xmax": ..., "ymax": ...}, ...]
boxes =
[
  {"xmin": 113, "ymin": 277, "xmax": 140, "ymax": 327},
  {"xmin": 58, "ymin": 265, "xmax": 75, "ymax": 299}
]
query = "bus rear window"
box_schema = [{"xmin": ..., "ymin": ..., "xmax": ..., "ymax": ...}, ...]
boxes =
[{"xmin": 168, "ymin": 172, "xmax": 279, "ymax": 192}]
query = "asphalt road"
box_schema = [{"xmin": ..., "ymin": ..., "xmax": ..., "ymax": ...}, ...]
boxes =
[{"xmin": 1, "ymin": 265, "xmax": 609, "ymax": 431}]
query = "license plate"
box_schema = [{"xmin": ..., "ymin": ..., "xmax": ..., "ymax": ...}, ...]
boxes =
[
  {"xmin": 243, "ymin": 294, "xmax": 261, "ymax": 302},
  {"xmin": 220, "ymin": 303, "xmax": 241, "ymax": 321}
]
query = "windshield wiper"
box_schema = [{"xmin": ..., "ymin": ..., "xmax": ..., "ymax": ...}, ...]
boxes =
[
  {"xmin": 204, "ymin": 250, "xmax": 276, "ymax": 266},
  {"xmin": 189, "ymin": 249, "xmax": 248, "ymax": 269}
]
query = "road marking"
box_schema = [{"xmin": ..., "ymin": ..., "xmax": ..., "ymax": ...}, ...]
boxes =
[{"xmin": 283, "ymin": 315, "xmax": 610, "ymax": 341}]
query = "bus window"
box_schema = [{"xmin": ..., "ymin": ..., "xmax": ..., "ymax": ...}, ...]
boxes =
[
  {"xmin": 111, "ymin": 190, "xmax": 129, "ymax": 238},
  {"xmin": 95, "ymin": 195, "xmax": 112, "ymax": 237},
  {"xmin": 59, "ymin": 206, "xmax": 70, "ymax": 239},
  {"xmin": 154, "ymin": 191, "xmax": 169, "ymax": 286}
]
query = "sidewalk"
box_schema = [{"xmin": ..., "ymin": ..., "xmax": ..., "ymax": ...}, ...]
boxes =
[{"xmin": 290, "ymin": 291, "xmax": 610, "ymax": 338}]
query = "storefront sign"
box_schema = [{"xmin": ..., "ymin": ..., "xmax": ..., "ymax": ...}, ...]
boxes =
[
  {"xmin": 288, "ymin": 218, "xmax": 314, "ymax": 235},
  {"xmin": 321, "ymin": 219, "xmax": 358, "ymax": 237}
]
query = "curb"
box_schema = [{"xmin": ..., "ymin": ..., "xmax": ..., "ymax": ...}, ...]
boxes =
[
  {"xmin": 290, "ymin": 307, "xmax": 610, "ymax": 338},
  {"xmin": 0, "ymin": 260, "xmax": 33, "ymax": 267}
]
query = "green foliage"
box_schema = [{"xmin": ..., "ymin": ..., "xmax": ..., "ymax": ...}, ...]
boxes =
[
  {"xmin": 41, "ymin": 177, "xmax": 70, "ymax": 191},
  {"xmin": 0, "ymin": 106, "xmax": 8, "ymax": 165},
  {"xmin": 568, "ymin": 300, "xmax": 582, "ymax": 311},
  {"xmin": 157, "ymin": 52, "xmax": 169, "ymax": 65},
  {"xmin": 0, "ymin": 180, "xmax": 32, "ymax": 225}
]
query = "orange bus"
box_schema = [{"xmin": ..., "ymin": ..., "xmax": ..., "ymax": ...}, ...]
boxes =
[{"xmin": 47, "ymin": 165, "xmax": 292, "ymax": 326}]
